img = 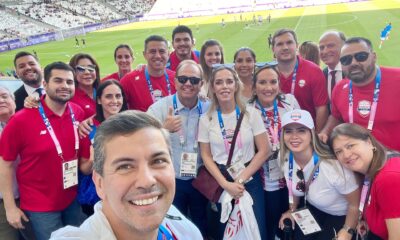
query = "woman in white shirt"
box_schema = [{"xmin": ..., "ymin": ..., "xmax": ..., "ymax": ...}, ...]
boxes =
[
  {"xmin": 278, "ymin": 109, "xmax": 359, "ymax": 240},
  {"xmin": 198, "ymin": 66, "xmax": 271, "ymax": 240}
]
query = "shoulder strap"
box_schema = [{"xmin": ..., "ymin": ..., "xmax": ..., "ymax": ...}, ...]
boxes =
[{"xmin": 226, "ymin": 112, "xmax": 244, "ymax": 166}]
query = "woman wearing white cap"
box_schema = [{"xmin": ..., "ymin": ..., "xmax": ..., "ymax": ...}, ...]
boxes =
[
  {"xmin": 278, "ymin": 109, "xmax": 360, "ymax": 240},
  {"xmin": 249, "ymin": 64, "xmax": 300, "ymax": 240}
]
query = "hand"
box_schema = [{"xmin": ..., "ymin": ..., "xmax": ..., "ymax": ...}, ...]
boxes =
[
  {"xmin": 163, "ymin": 107, "xmax": 182, "ymax": 133},
  {"xmin": 336, "ymin": 228, "xmax": 353, "ymax": 240},
  {"xmin": 6, "ymin": 206, "xmax": 29, "ymax": 229},
  {"xmin": 318, "ymin": 132, "xmax": 329, "ymax": 144},
  {"xmin": 222, "ymin": 181, "xmax": 245, "ymax": 200},
  {"xmin": 78, "ymin": 117, "xmax": 93, "ymax": 138},
  {"xmin": 198, "ymin": 92, "xmax": 209, "ymax": 101},
  {"xmin": 357, "ymin": 220, "xmax": 368, "ymax": 238},
  {"xmin": 279, "ymin": 210, "xmax": 295, "ymax": 230},
  {"xmin": 23, "ymin": 95, "xmax": 39, "ymax": 108}
]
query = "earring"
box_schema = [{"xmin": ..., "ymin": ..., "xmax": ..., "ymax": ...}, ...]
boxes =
[{"xmin": 372, "ymin": 146, "xmax": 377, "ymax": 152}]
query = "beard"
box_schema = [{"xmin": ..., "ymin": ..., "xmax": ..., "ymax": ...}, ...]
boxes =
[
  {"xmin": 346, "ymin": 64, "xmax": 375, "ymax": 84},
  {"xmin": 20, "ymin": 70, "xmax": 42, "ymax": 87},
  {"xmin": 46, "ymin": 90, "xmax": 73, "ymax": 104}
]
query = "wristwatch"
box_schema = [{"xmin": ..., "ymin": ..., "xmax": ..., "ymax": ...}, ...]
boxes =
[
  {"xmin": 237, "ymin": 178, "xmax": 245, "ymax": 184},
  {"xmin": 342, "ymin": 225, "xmax": 356, "ymax": 235}
]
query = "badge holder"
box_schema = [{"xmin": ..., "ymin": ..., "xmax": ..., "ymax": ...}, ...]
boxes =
[
  {"xmin": 62, "ymin": 159, "xmax": 78, "ymax": 189},
  {"xmin": 291, "ymin": 208, "xmax": 322, "ymax": 235},
  {"xmin": 179, "ymin": 152, "xmax": 198, "ymax": 177},
  {"xmin": 267, "ymin": 150, "xmax": 281, "ymax": 181}
]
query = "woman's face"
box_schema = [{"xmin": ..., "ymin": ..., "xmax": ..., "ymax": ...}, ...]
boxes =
[
  {"xmin": 234, "ymin": 50, "xmax": 255, "ymax": 80},
  {"xmin": 204, "ymin": 45, "xmax": 222, "ymax": 68},
  {"xmin": 75, "ymin": 58, "xmax": 96, "ymax": 88},
  {"xmin": 254, "ymin": 68, "xmax": 280, "ymax": 107},
  {"xmin": 283, "ymin": 123, "xmax": 312, "ymax": 154},
  {"xmin": 115, "ymin": 48, "xmax": 133, "ymax": 73},
  {"xmin": 332, "ymin": 135, "xmax": 374, "ymax": 174},
  {"xmin": 98, "ymin": 84, "xmax": 123, "ymax": 119},
  {"xmin": 212, "ymin": 69, "xmax": 237, "ymax": 104}
]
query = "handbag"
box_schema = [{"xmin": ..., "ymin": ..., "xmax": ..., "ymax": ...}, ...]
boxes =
[{"xmin": 192, "ymin": 112, "xmax": 244, "ymax": 203}]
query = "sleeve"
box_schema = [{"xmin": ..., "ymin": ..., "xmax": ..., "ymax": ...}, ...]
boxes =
[
  {"xmin": 120, "ymin": 74, "xmax": 132, "ymax": 108},
  {"xmin": 0, "ymin": 117, "xmax": 21, "ymax": 161},
  {"xmin": 331, "ymin": 85, "xmax": 344, "ymax": 121},
  {"xmin": 311, "ymin": 68, "xmax": 329, "ymax": 107},
  {"xmin": 197, "ymin": 115, "xmax": 210, "ymax": 143},
  {"xmin": 249, "ymin": 107, "xmax": 267, "ymax": 136},
  {"xmin": 79, "ymin": 136, "xmax": 91, "ymax": 159},
  {"xmin": 375, "ymin": 171, "xmax": 400, "ymax": 219}
]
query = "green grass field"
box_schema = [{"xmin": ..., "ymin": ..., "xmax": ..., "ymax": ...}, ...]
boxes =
[{"xmin": 0, "ymin": 0, "xmax": 399, "ymax": 78}]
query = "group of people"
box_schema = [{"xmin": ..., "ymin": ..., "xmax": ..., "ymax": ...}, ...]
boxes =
[{"xmin": 0, "ymin": 24, "xmax": 399, "ymax": 240}]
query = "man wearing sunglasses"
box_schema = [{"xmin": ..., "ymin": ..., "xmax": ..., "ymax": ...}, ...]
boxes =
[
  {"xmin": 320, "ymin": 37, "xmax": 400, "ymax": 151},
  {"xmin": 147, "ymin": 60, "xmax": 209, "ymax": 237}
]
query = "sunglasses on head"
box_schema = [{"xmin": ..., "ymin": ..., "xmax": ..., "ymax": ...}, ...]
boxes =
[
  {"xmin": 296, "ymin": 169, "xmax": 305, "ymax": 192},
  {"xmin": 76, "ymin": 65, "xmax": 96, "ymax": 73},
  {"xmin": 176, "ymin": 76, "xmax": 201, "ymax": 85},
  {"xmin": 339, "ymin": 51, "xmax": 369, "ymax": 66}
]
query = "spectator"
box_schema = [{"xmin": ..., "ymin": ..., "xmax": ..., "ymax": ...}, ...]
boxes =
[
  {"xmin": 234, "ymin": 47, "xmax": 256, "ymax": 102},
  {"xmin": 102, "ymin": 44, "xmax": 135, "ymax": 82},
  {"xmin": 299, "ymin": 41, "xmax": 320, "ymax": 66}
]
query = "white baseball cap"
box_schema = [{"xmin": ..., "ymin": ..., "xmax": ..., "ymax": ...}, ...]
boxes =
[{"xmin": 281, "ymin": 109, "xmax": 314, "ymax": 129}]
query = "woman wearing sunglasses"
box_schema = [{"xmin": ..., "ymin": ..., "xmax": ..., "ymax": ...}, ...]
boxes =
[
  {"xmin": 69, "ymin": 53, "xmax": 100, "ymax": 118},
  {"xmin": 198, "ymin": 66, "xmax": 271, "ymax": 239},
  {"xmin": 234, "ymin": 47, "xmax": 256, "ymax": 102},
  {"xmin": 102, "ymin": 44, "xmax": 134, "ymax": 82},
  {"xmin": 249, "ymin": 65, "xmax": 300, "ymax": 240},
  {"xmin": 79, "ymin": 80, "xmax": 128, "ymax": 216},
  {"xmin": 199, "ymin": 39, "xmax": 225, "ymax": 98},
  {"xmin": 278, "ymin": 109, "xmax": 360, "ymax": 240},
  {"xmin": 330, "ymin": 123, "xmax": 400, "ymax": 240}
]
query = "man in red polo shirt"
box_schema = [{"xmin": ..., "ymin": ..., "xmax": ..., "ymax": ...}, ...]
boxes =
[
  {"xmin": 271, "ymin": 28, "xmax": 329, "ymax": 132},
  {"xmin": 167, "ymin": 25, "xmax": 200, "ymax": 71},
  {"xmin": 0, "ymin": 62, "xmax": 85, "ymax": 240},
  {"xmin": 120, "ymin": 35, "xmax": 176, "ymax": 111}
]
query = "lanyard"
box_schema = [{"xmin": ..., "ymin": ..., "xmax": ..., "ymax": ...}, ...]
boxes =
[
  {"xmin": 89, "ymin": 125, "xmax": 97, "ymax": 144},
  {"xmin": 217, "ymin": 105, "xmax": 241, "ymax": 154},
  {"xmin": 38, "ymin": 103, "xmax": 79, "ymax": 160},
  {"xmin": 359, "ymin": 179, "xmax": 371, "ymax": 213},
  {"xmin": 288, "ymin": 151, "xmax": 319, "ymax": 204},
  {"xmin": 172, "ymin": 94, "xmax": 202, "ymax": 149},
  {"xmin": 256, "ymin": 99, "xmax": 280, "ymax": 148},
  {"xmin": 348, "ymin": 67, "xmax": 381, "ymax": 131},
  {"xmin": 157, "ymin": 225, "xmax": 174, "ymax": 240},
  {"xmin": 290, "ymin": 59, "xmax": 299, "ymax": 95},
  {"xmin": 145, "ymin": 67, "xmax": 171, "ymax": 103}
]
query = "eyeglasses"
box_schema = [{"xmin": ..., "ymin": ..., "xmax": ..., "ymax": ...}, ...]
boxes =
[
  {"xmin": 339, "ymin": 51, "xmax": 369, "ymax": 66},
  {"xmin": 296, "ymin": 169, "xmax": 305, "ymax": 192},
  {"xmin": 176, "ymin": 76, "xmax": 201, "ymax": 85},
  {"xmin": 76, "ymin": 65, "xmax": 96, "ymax": 73}
]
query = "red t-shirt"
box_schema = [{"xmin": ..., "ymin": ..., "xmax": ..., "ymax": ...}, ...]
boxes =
[
  {"xmin": 331, "ymin": 66, "xmax": 400, "ymax": 151},
  {"xmin": 120, "ymin": 67, "xmax": 176, "ymax": 111},
  {"xmin": 167, "ymin": 50, "xmax": 200, "ymax": 71},
  {"xmin": 279, "ymin": 56, "xmax": 328, "ymax": 121},
  {"xmin": 365, "ymin": 157, "xmax": 400, "ymax": 239},
  {"xmin": 0, "ymin": 99, "xmax": 85, "ymax": 211},
  {"xmin": 101, "ymin": 72, "xmax": 120, "ymax": 82},
  {"xmin": 70, "ymin": 87, "xmax": 96, "ymax": 119}
]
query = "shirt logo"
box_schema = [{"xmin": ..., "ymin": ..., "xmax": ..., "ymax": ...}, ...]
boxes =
[
  {"xmin": 135, "ymin": 76, "xmax": 140, "ymax": 81},
  {"xmin": 357, "ymin": 100, "xmax": 371, "ymax": 118},
  {"xmin": 40, "ymin": 130, "xmax": 47, "ymax": 135},
  {"xmin": 298, "ymin": 79, "xmax": 306, "ymax": 88},
  {"xmin": 85, "ymin": 105, "xmax": 90, "ymax": 109}
]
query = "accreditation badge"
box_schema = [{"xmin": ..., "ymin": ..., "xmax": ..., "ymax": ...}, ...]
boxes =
[
  {"xmin": 62, "ymin": 159, "xmax": 78, "ymax": 189},
  {"xmin": 227, "ymin": 160, "xmax": 246, "ymax": 180},
  {"xmin": 291, "ymin": 208, "xmax": 322, "ymax": 235},
  {"xmin": 179, "ymin": 152, "xmax": 198, "ymax": 177},
  {"xmin": 267, "ymin": 151, "xmax": 281, "ymax": 181}
]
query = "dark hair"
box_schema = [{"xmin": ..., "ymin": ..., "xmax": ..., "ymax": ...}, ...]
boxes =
[
  {"xmin": 93, "ymin": 110, "xmax": 170, "ymax": 176},
  {"xmin": 144, "ymin": 35, "xmax": 168, "ymax": 51},
  {"xmin": 299, "ymin": 41, "xmax": 320, "ymax": 65},
  {"xmin": 200, "ymin": 39, "xmax": 225, "ymax": 82},
  {"xmin": 44, "ymin": 62, "xmax": 75, "ymax": 83},
  {"xmin": 249, "ymin": 64, "xmax": 285, "ymax": 103},
  {"xmin": 233, "ymin": 47, "xmax": 256, "ymax": 62},
  {"xmin": 14, "ymin": 51, "xmax": 39, "ymax": 67},
  {"xmin": 69, "ymin": 53, "xmax": 100, "ymax": 89},
  {"xmin": 344, "ymin": 37, "xmax": 373, "ymax": 51},
  {"xmin": 113, "ymin": 44, "xmax": 133, "ymax": 60},
  {"xmin": 172, "ymin": 25, "xmax": 193, "ymax": 41},
  {"xmin": 272, "ymin": 28, "xmax": 298, "ymax": 47},
  {"xmin": 95, "ymin": 80, "xmax": 128, "ymax": 123}
]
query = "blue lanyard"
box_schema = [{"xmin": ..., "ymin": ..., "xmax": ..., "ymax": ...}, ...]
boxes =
[
  {"xmin": 288, "ymin": 151, "xmax": 320, "ymax": 188},
  {"xmin": 145, "ymin": 67, "xmax": 171, "ymax": 102},
  {"xmin": 257, "ymin": 99, "xmax": 280, "ymax": 148},
  {"xmin": 348, "ymin": 67, "xmax": 381, "ymax": 130},
  {"xmin": 217, "ymin": 105, "xmax": 240, "ymax": 153},
  {"xmin": 89, "ymin": 125, "xmax": 97, "ymax": 144},
  {"xmin": 157, "ymin": 225, "xmax": 174, "ymax": 240},
  {"xmin": 92, "ymin": 88, "xmax": 96, "ymax": 100},
  {"xmin": 290, "ymin": 59, "xmax": 299, "ymax": 95}
]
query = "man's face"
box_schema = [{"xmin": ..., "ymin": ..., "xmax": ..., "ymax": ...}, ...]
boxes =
[
  {"xmin": 0, "ymin": 88, "xmax": 16, "ymax": 120},
  {"xmin": 143, "ymin": 41, "xmax": 169, "ymax": 72},
  {"xmin": 44, "ymin": 69, "xmax": 75, "ymax": 104},
  {"xmin": 93, "ymin": 127, "xmax": 175, "ymax": 236},
  {"xmin": 172, "ymin": 32, "xmax": 194, "ymax": 59},
  {"xmin": 175, "ymin": 64, "xmax": 203, "ymax": 102},
  {"xmin": 272, "ymin": 32, "xmax": 298, "ymax": 63},
  {"xmin": 15, "ymin": 55, "xmax": 42, "ymax": 87},
  {"xmin": 319, "ymin": 33, "xmax": 343, "ymax": 69},
  {"xmin": 340, "ymin": 42, "xmax": 376, "ymax": 85}
]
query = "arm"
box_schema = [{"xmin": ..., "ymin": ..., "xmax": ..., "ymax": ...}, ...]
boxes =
[
  {"xmin": 0, "ymin": 157, "xmax": 28, "ymax": 229},
  {"xmin": 386, "ymin": 218, "xmax": 400, "ymax": 240},
  {"xmin": 314, "ymin": 105, "xmax": 329, "ymax": 133},
  {"xmin": 237, "ymin": 132, "xmax": 270, "ymax": 182},
  {"xmin": 279, "ymin": 195, "xmax": 301, "ymax": 230},
  {"xmin": 318, "ymin": 115, "xmax": 342, "ymax": 143},
  {"xmin": 337, "ymin": 188, "xmax": 361, "ymax": 240},
  {"xmin": 79, "ymin": 146, "xmax": 93, "ymax": 175}
]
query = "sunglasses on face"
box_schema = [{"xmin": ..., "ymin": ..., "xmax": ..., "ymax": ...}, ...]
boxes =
[
  {"xmin": 339, "ymin": 51, "xmax": 369, "ymax": 66},
  {"xmin": 76, "ymin": 65, "xmax": 96, "ymax": 73},
  {"xmin": 176, "ymin": 76, "xmax": 201, "ymax": 85},
  {"xmin": 296, "ymin": 169, "xmax": 305, "ymax": 192}
]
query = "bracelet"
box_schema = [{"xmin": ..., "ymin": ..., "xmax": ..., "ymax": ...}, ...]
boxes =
[{"xmin": 342, "ymin": 225, "xmax": 356, "ymax": 235}]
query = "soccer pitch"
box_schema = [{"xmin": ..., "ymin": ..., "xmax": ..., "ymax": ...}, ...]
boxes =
[{"xmin": 0, "ymin": 0, "xmax": 399, "ymax": 77}]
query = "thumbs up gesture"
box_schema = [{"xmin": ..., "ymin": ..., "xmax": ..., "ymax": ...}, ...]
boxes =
[{"xmin": 163, "ymin": 107, "xmax": 182, "ymax": 133}]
